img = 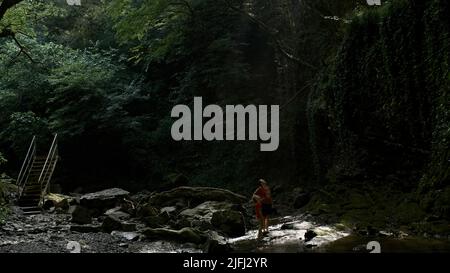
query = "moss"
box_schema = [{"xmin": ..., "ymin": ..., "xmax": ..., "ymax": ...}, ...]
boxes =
[
  {"xmin": 0, "ymin": 205, "xmax": 8, "ymax": 225},
  {"xmin": 342, "ymin": 192, "xmax": 371, "ymax": 210},
  {"xmin": 413, "ymin": 221, "xmax": 450, "ymax": 236},
  {"xmin": 394, "ymin": 202, "xmax": 426, "ymax": 224},
  {"xmin": 307, "ymin": 0, "xmax": 450, "ymax": 230}
]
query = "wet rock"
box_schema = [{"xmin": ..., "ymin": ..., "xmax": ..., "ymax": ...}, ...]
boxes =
[
  {"xmin": 280, "ymin": 223, "xmax": 295, "ymax": 230},
  {"xmin": 142, "ymin": 227, "xmax": 207, "ymax": 245},
  {"xmin": 70, "ymin": 224, "xmax": 102, "ymax": 233},
  {"xmin": 304, "ymin": 230, "xmax": 317, "ymax": 242},
  {"xmin": 305, "ymin": 244, "xmax": 317, "ymax": 249},
  {"xmin": 101, "ymin": 215, "xmax": 136, "ymax": 233},
  {"xmin": 160, "ymin": 206, "xmax": 177, "ymax": 215},
  {"xmin": 111, "ymin": 231, "xmax": 140, "ymax": 241},
  {"xmin": 180, "ymin": 201, "xmax": 232, "ymax": 218},
  {"xmin": 69, "ymin": 205, "xmax": 92, "ymax": 225},
  {"xmin": 102, "ymin": 215, "xmax": 123, "ymax": 233},
  {"xmin": 80, "ymin": 188, "xmax": 130, "ymax": 212},
  {"xmin": 105, "ymin": 207, "xmax": 131, "ymax": 221},
  {"xmin": 210, "ymin": 210, "xmax": 246, "ymax": 237}
]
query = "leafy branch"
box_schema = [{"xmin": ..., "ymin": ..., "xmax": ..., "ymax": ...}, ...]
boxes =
[{"xmin": 221, "ymin": 0, "xmax": 318, "ymax": 71}]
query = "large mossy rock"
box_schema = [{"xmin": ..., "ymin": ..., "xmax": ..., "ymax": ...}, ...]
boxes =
[
  {"xmin": 178, "ymin": 201, "xmax": 246, "ymax": 237},
  {"xmin": 210, "ymin": 210, "xmax": 246, "ymax": 237},
  {"xmin": 148, "ymin": 187, "xmax": 247, "ymax": 208},
  {"xmin": 44, "ymin": 193, "xmax": 76, "ymax": 210}
]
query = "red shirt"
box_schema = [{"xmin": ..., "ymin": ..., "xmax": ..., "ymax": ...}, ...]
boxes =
[{"xmin": 255, "ymin": 186, "xmax": 273, "ymax": 204}]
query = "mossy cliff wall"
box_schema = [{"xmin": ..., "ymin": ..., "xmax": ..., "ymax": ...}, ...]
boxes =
[{"xmin": 307, "ymin": 0, "xmax": 449, "ymax": 229}]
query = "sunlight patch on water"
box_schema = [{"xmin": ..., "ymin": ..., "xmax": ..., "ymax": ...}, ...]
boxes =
[{"xmin": 228, "ymin": 219, "xmax": 350, "ymax": 252}]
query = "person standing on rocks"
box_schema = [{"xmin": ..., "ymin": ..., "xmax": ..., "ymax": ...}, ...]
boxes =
[{"xmin": 252, "ymin": 179, "xmax": 273, "ymax": 238}]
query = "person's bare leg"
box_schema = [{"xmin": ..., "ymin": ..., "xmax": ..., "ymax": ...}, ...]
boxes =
[
  {"xmin": 264, "ymin": 217, "xmax": 269, "ymax": 233},
  {"xmin": 257, "ymin": 218, "xmax": 264, "ymax": 239}
]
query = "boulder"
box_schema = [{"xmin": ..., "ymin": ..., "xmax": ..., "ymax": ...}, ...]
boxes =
[
  {"xmin": 80, "ymin": 188, "xmax": 129, "ymax": 212},
  {"xmin": 105, "ymin": 207, "xmax": 131, "ymax": 221},
  {"xmin": 280, "ymin": 223, "xmax": 295, "ymax": 230},
  {"xmin": 304, "ymin": 230, "xmax": 317, "ymax": 242},
  {"xmin": 148, "ymin": 187, "xmax": 247, "ymax": 207},
  {"xmin": 210, "ymin": 210, "xmax": 246, "ymax": 237},
  {"xmin": 178, "ymin": 201, "xmax": 232, "ymax": 230},
  {"xmin": 180, "ymin": 201, "xmax": 235, "ymax": 217},
  {"xmin": 101, "ymin": 215, "xmax": 136, "ymax": 233},
  {"xmin": 178, "ymin": 201, "xmax": 246, "ymax": 237},
  {"xmin": 142, "ymin": 227, "xmax": 207, "ymax": 244},
  {"xmin": 44, "ymin": 193, "xmax": 75, "ymax": 211},
  {"xmin": 69, "ymin": 205, "xmax": 92, "ymax": 225}
]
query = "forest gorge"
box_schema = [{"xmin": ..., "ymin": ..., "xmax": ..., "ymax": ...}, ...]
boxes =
[{"xmin": 0, "ymin": 0, "xmax": 449, "ymax": 242}]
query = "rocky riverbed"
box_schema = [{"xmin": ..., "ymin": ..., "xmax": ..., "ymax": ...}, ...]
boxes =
[
  {"xmin": 0, "ymin": 186, "xmax": 353, "ymax": 253},
  {"xmin": 1, "ymin": 186, "xmax": 448, "ymax": 253},
  {"xmin": 0, "ymin": 207, "xmax": 350, "ymax": 253}
]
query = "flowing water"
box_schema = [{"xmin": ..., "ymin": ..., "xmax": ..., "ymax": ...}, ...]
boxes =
[{"xmin": 228, "ymin": 215, "xmax": 350, "ymax": 253}]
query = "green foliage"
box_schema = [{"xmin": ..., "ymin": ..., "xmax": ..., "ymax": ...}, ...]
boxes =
[
  {"xmin": 0, "ymin": 205, "xmax": 8, "ymax": 225},
  {"xmin": 0, "ymin": 111, "xmax": 49, "ymax": 156},
  {"xmin": 307, "ymin": 0, "xmax": 450, "ymax": 223},
  {"xmin": 0, "ymin": 152, "xmax": 6, "ymax": 166},
  {"xmin": 312, "ymin": 0, "xmax": 449, "ymax": 181},
  {"xmin": 0, "ymin": 154, "xmax": 9, "ymax": 223}
]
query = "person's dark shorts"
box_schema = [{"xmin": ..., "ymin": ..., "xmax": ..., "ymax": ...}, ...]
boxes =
[{"xmin": 261, "ymin": 203, "xmax": 273, "ymax": 217}]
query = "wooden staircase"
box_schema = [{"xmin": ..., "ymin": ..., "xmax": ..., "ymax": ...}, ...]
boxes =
[{"xmin": 16, "ymin": 135, "xmax": 59, "ymax": 215}]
